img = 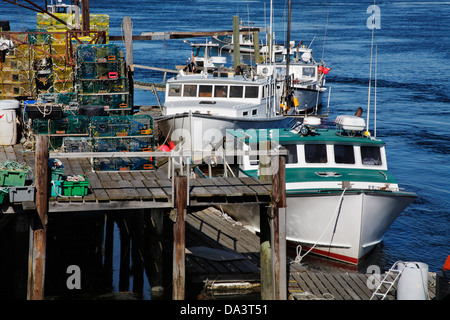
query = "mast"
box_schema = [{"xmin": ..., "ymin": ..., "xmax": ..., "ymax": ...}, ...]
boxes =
[{"xmin": 286, "ymin": 0, "xmax": 291, "ymax": 77}]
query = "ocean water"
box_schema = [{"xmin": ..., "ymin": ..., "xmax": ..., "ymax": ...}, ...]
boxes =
[{"xmin": 1, "ymin": 0, "xmax": 449, "ymax": 298}]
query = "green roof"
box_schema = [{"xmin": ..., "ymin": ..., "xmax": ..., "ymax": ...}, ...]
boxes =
[{"xmin": 227, "ymin": 127, "xmax": 385, "ymax": 146}]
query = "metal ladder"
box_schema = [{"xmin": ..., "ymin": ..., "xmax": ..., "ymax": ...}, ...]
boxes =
[{"xmin": 370, "ymin": 261, "xmax": 404, "ymax": 300}]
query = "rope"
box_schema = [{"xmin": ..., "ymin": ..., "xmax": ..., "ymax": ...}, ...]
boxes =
[
  {"xmin": 292, "ymin": 188, "xmax": 347, "ymax": 264},
  {"xmin": 0, "ymin": 161, "xmax": 31, "ymax": 173}
]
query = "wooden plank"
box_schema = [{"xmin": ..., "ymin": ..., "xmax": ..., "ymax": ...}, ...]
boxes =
[
  {"xmin": 314, "ymin": 272, "xmax": 343, "ymax": 300},
  {"xmin": 130, "ymin": 179, "xmax": 153, "ymax": 200},
  {"xmin": 117, "ymin": 179, "xmax": 141, "ymax": 200},
  {"xmin": 13, "ymin": 144, "xmax": 25, "ymax": 163},
  {"xmin": 211, "ymin": 177, "xmax": 243, "ymax": 197},
  {"xmin": 142, "ymin": 179, "xmax": 168, "ymax": 199},
  {"xmin": 348, "ymin": 273, "xmax": 373, "ymax": 300},
  {"xmin": 322, "ymin": 273, "xmax": 352, "ymax": 300},
  {"xmin": 189, "ymin": 179, "xmax": 212, "ymax": 197},
  {"xmin": 0, "ymin": 146, "xmax": 7, "ymax": 162},
  {"xmin": 332, "ymin": 273, "xmax": 362, "ymax": 300},
  {"xmin": 4, "ymin": 145, "xmax": 17, "ymax": 161}
]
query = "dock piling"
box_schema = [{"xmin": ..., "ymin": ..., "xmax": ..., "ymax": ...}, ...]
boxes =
[
  {"xmin": 27, "ymin": 135, "xmax": 49, "ymax": 300},
  {"xmin": 172, "ymin": 176, "xmax": 187, "ymax": 300}
]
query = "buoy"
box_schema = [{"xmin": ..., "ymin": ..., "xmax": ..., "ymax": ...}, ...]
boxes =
[
  {"xmin": 322, "ymin": 67, "xmax": 330, "ymax": 74},
  {"xmin": 443, "ymin": 255, "xmax": 450, "ymax": 271},
  {"xmin": 168, "ymin": 140, "xmax": 176, "ymax": 150},
  {"xmin": 318, "ymin": 66, "xmax": 323, "ymax": 73},
  {"xmin": 293, "ymin": 96, "xmax": 299, "ymax": 107},
  {"xmin": 159, "ymin": 144, "xmax": 170, "ymax": 152},
  {"xmin": 397, "ymin": 262, "xmax": 429, "ymax": 300}
]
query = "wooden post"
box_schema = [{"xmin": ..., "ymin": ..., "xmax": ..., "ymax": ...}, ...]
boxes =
[
  {"xmin": 233, "ymin": 16, "xmax": 240, "ymax": 72},
  {"xmin": 172, "ymin": 176, "xmax": 187, "ymax": 300},
  {"xmin": 28, "ymin": 135, "xmax": 48, "ymax": 300},
  {"xmin": 81, "ymin": 0, "xmax": 90, "ymax": 34},
  {"xmin": 272, "ymin": 156, "xmax": 287, "ymax": 300},
  {"xmin": 253, "ymin": 31, "xmax": 260, "ymax": 64},
  {"xmin": 259, "ymin": 140, "xmax": 273, "ymax": 299},
  {"xmin": 259, "ymin": 204, "xmax": 273, "ymax": 300},
  {"xmin": 149, "ymin": 208, "xmax": 165, "ymax": 299},
  {"xmin": 123, "ymin": 16, "xmax": 134, "ymax": 108}
]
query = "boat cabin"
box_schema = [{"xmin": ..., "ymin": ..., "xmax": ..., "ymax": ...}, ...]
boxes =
[
  {"xmin": 164, "ymin": 74, "xmax": 274, "ymax": 118},
  {"xmin": 228, "ymin": 116, "xmax": 398, "ymax": 191}
]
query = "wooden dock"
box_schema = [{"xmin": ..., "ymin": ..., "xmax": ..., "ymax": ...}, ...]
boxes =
[
  {"xmin": 184, "ymin": 207, "xmax": 437, "ymax": 300},
  {"xmin": 1, "ymin": 141, "xmax": 437, "ymax": 300}
]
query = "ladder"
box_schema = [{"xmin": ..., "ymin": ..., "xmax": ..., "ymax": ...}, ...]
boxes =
[{"xmin": 370, "ymin": 261, "xmax": 404, "ymax": 300}]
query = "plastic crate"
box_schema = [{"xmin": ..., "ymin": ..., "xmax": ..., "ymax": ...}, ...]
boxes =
[
  {"xmin": 50, "ymin": 180, "xmax": 63, "ymax": 197},
  {"xmin": 50, "ymin": 167, "xmax": 64, "ymax": 181},
  {"xmin": 62, "ymin": 177, "xmax": 89, "ymax": 196},
  {"xmin": 9, "ymin": 186, "xmax": 35, "ymax": 203},
  {"xmin": 0, "ymin": 188, "xmax": 8, "ymax": 204},
  {"xmin": 0, "ymin": 170, "xmax": 27, "ymax": 187}
]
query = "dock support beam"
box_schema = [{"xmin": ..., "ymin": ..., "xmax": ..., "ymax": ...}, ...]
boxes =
[
  {"xmin": 28, "ymin": 135, "xmax": 48, "ymax": 300},
  {"xmin": 260, "ymin": 155, "xmax": 287, "ymax": 300},
  {"xmin": 272, "ymin": 156, "xmax": 287, "ymax": 300},
  {"xmin": 172, "ymin": 176, "xmax": 187, "ymax": 300}
]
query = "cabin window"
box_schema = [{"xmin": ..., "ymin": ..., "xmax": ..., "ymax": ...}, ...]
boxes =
[
  {"xmin": 252, "ymin": 109, "xmax": 258, "ymax": 116},
  {"xmin": 183, "ymin": 85, "xmax": 197, "ymax": 97},
  {"xmin": 302, "ymin": 67, "xmax": 316, "ymax": 78},
  {"xmin": 230, "ymin": 86, "xmax": 243, "ymax": 98},
  {"xmin": 334, "ymin": 145, "xmax": 355, "ymax": 164},
  {"xmin": 199, "ymin": 85, "xmax": 213, "ymax": 97},
  {"xmin": 243, "ymin": 111, "xmax": 249, "ymax": 116},
  {"xmin": 305, "ymin": 144, "xmax": 327, "ymax": 163},
  {"xmin": 245, "ymin": 86, "xmax": 259, "ymax": 98},
  {"xmin": 361, "ymin": 146, "xmax": 382, "ymax": 166},
  {"xmin": 284, "ymin": 144, "xmax": 298, "ymax": 164},
  {"xmin": 168, "ymin": 84, "xmax": 182, "ymax": 97},
  {"xmin": 214, "ymin": 85, "xmax": 228, "ymax": 98}
]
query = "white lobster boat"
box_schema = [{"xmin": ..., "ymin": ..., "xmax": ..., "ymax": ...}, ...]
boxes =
[
  {"xmin": 224, "ymin": 115, "xmax": 417, "ymax": 264},
  {"xmin": 156, "ymin": 72, "xmax": 295, "ymax": 151},
  {"xmin": 256, "ymin": 45, "xmax": 329, "ymax": 113}
]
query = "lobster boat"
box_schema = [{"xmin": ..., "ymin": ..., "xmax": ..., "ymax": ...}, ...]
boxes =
[{"xmin": 224, "ymin": 115, "xmax": 417, "ymax": 264}]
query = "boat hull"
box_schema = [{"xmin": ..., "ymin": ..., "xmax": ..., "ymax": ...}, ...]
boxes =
[
  {"xmin": 156, "ymin": 112, "xmax": 295, "ymax": 149},
  {"xmin": 293, "ymin": 87, "xmax": 324, "ymax": 112},
  {"xmin": 222, "ymin": 189, "xmax": 416, "ymax": 265}
]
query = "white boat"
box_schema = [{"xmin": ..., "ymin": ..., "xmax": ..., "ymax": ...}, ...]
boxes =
[
  {"xmin": 156, "ymin": 71, "xmax": 296, "ymax": 151},
  {"xmin": 257, "ymin": 44, "xmax": 330, "ymax": 113},
  {"xmin": 183, "ymin": 41, "xmax": 227, "ymax": 73},
  {"xmin": 224, "ymin": 115, "xmax": 417, "ymax": 265},
  {"xmin": 211, "ymin": 24, "xmax": 265, "ymax": 54}
]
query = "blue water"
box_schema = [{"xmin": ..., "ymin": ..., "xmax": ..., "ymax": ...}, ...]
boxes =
[{"xmin": 2, "ymin": 0, "xmax": 448, "ymax": 283}]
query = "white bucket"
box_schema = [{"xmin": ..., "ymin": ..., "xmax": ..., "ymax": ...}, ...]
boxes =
[
  {"xmin": 397, "ymin": 262, "xmax": 429, "ymax": 300},
  {"xmin": 0, "ymin": 100, "xmax": 19, "ymax": 146}
]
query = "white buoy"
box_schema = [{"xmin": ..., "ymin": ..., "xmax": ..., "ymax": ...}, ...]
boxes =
[
  {"xmin": 397, "ymin": 262, "xmax": 429, "ymax": 300},
  {"xmin": 0, "ymin": 100, "xmax": 19, "ymax": 146}
]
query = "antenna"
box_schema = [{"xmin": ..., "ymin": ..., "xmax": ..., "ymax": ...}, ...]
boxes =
[
  {"xmin": 366, "ymin": 0, "xmax": 376, "ymax": 133},
  {"xmin": 374, "ymin": 44, "xmax": 377, "ymax": 138}
]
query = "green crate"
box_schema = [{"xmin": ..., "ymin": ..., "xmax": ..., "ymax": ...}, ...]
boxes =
[
  {"xmin": 0, "ymin": 170, "xmax": 27, "ymax": 186},
  {"xmin": 50, "ymin": 167, "xmax": 64, "ymax": 181},
  {"xmin": 50, "ymin": 180, "xmax": 63, "ymax": 197},
  {"xmin": 62, "ymin": 177, "xmax": 89, "ymax": 196},
  {"xmin": 0, "ymin": 188, "xmax": 8, "ymax": 204}
]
